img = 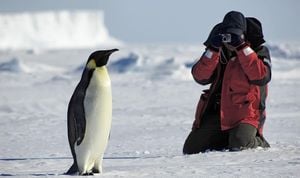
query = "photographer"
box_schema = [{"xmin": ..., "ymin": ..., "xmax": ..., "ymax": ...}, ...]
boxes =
[{"xmin": 183, "ymin": 11, "xmax": 271, "ymax": 154}]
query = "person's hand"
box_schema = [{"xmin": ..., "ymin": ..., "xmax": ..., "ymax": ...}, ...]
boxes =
[{"xmin": 210, "ymin": 34, "xmax": 223, "ymax": 49}]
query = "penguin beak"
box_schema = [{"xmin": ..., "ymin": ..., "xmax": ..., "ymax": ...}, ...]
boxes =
[{"xmin": 105, "ymin": 48, "xmax": 119, "ymax": 56}]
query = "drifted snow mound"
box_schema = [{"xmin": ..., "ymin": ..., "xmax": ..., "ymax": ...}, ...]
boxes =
[
  {"xmin": 0, "ymin": 10, "xmax": 121, "ymax": 50},
  {"xmin": 0, "ymin": 58, "xmax": 31, "ymax": 73},
  {"xmin": 109, "ymin": 53, "xmax": 139, "ymax": 73},
  {"xmin": 109, "ymin": 52, "xmax": 191, "ymax": 80},
  {"xmin": 69, "ymin": 51, "xmax": 192, "ymax": 80},
  {"xmin": 0, "ymin": 58, "xmax": 64, "ymax": 74},
  {"xmin": 267, "ymin": 43, "xmax": 300, "ymax": 60}
]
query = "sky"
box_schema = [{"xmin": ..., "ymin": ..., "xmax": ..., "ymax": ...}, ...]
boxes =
[{"xmin": 0, "ymin": 0, "xmax": 299, "ymax": 44}]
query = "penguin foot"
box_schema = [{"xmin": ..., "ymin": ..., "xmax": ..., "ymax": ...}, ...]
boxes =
[
  {"xmin": 82, "ymin": 172, "xmax": 94, "ymax": 176},
  {"xmin": 92, "ymin": 168, "xmax": 102, "ymax": 174}
]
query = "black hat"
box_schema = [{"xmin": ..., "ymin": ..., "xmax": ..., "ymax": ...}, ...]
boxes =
[
  {"xmin": 222, "ymin": 11, "xmax": 247, "ymax": 36},
  {"xmin": 246, "ymin": 17, "xmax": 265, "ymax": 48}
]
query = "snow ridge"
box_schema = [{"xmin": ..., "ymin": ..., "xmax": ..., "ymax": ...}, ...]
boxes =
[
  {"xmin": 1, "ymin": 43, "xmax": 300, "ymax": 81},
  {"xmin": 267, "ymin": 43, "xmax": 300, "ymax": 60}
]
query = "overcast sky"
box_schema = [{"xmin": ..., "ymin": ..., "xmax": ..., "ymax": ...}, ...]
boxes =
[{"xmin": 1, "ymin": 0, "xmax": 299, "ymax": 44}]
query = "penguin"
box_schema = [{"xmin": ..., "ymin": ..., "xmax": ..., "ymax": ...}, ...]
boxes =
[{"xmin": 66, "ymin": 49, "xmax": 118, "ymax": 175}]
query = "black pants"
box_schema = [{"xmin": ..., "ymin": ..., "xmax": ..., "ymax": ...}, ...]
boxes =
[{"xmin": 183, "ymin": 113, "xmax": 270, "ymax": 154}]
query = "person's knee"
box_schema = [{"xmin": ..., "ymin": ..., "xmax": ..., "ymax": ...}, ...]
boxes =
[
  {"xmin": 183, "ymin": 129, "xmax": 211, "ymax": 154},
  {"xmin": 228, "ymin": 132, "xmax": 252, "ymax": 150},
  {"xmin": 228, "ymin": 124, "xmax": 258, "ymax": 151},
  {"xmin": 183, "ymin": 145, "xmax": 198, "ymax": 155},
  {"xmin": 183, "ymin": 142, "xmax": 203, "ymax": 155},
  {"xmin": 183, "ymin": 137, "xmax": 206, "ymax": 154}
]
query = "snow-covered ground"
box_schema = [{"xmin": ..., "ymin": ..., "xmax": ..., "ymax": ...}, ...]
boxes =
[{"xmin": 0, "ymin": 43, "xmax": 300, "ymax": 177}]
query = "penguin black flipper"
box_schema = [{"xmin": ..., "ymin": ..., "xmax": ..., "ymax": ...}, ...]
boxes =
[{"xmin": 67, "ymin": 68, "xmax": 94, "ymax": 174}]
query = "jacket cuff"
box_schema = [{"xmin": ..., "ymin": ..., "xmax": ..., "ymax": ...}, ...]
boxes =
[
  {"xmin": 236, "ymin": 43, "xmax": 249, "ymax": 51},
  {"xmin": 237, "ymin": 45, "xmax": 256, "ymax": 57}
]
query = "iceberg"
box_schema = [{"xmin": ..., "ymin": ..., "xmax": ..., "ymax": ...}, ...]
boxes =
[{"xmin": 0, "ymin": 10, "xmax": 121, "ymax": 50}]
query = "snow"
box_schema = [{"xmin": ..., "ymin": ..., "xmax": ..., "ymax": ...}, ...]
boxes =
[
  {"xmin": 0, "ymin": 10, "xmax": 122, "ymax": 51},
  {"xmin": 0, "ymin": 10, "xmax": 300, "ymax": 177},
  {"xmin": 0, "ymin": 42, "xmax": 300, "ymax": 177}
]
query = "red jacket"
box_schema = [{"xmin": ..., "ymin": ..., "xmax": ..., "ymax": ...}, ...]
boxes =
[{"xmin": 192, "ymin": 45, "xmax": 271, "ymax": 135}]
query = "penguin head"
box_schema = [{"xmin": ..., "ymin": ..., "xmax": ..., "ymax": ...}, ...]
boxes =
[{"xmin": 86, "ymin": 49, "xmax": 118, "ymax": 69}]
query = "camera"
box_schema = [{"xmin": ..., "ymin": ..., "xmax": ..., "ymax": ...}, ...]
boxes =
[{"xmin": 221, "ymin": 34, "xmax": 231, "ymax": 43}]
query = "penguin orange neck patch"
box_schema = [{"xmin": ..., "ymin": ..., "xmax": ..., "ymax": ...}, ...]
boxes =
[{"xmin": 86, "ymin": 59, "xmax": 96, "ymax": 69}]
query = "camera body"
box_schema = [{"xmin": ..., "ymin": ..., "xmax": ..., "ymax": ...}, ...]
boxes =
[{"xmin": 221, "ymin": 34, "xmax": 231, "ymax": 43}]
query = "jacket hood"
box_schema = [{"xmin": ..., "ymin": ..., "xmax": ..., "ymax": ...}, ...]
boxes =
[{"xmin": 246, "ymin": 17, "xmax": 265, "ymax": 48}]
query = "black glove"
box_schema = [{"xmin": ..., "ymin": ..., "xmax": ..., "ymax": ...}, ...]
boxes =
[
  {"xmin": 210, "ymin": 34, "xmax": 223, "ymax": 49},
  {"xmin": 228, "ymin": 33, "xmax": 245, "ymax": 48}
]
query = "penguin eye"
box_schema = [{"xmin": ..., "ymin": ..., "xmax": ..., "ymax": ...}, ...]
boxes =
[{"xmin": 86, "ymin": 59, "xmax": 96, "ymax": 69}]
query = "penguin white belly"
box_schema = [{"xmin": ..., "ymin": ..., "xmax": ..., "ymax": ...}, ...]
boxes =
[{"xmin": 75, "ymin": 67, "xmax": 112, "ymax": 174}]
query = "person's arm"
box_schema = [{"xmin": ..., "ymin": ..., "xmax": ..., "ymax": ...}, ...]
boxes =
[
  {"xmin": 225, "ymin": 33, "xmax": 272, "ymax": 86},
  {"xmin": 236, "ymin": 45, "xmax": 271, "ymax": 86},
  {"xmin": 192, "ymin": 32, "xmax": 224, "ymax": 85},
  {"xmin": 191, "ymin": 48, "xmax": 220, "ymax": 85}
]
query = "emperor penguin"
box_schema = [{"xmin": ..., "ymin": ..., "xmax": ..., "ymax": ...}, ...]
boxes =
[{"xmin": 66, "ymin": 49, "xmax": 118, "ymax": 175}]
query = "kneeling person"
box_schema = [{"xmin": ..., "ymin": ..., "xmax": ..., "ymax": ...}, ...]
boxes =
[{"xmin": 183, "ymin": 11, "xmax": 271, "ymax": 154}]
